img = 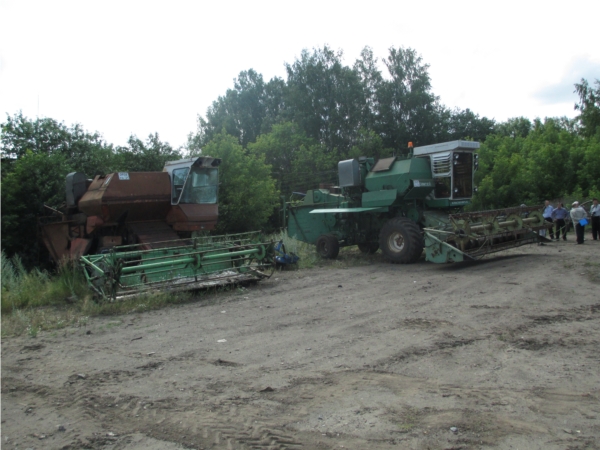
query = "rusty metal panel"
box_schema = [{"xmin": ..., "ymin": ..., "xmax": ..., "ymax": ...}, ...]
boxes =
[
  {"xmin": 99, "ymin": 236, "xmax": 122, "ymax": 248},
  {"xmin": 69, "ymin": 238, "xmax": 92, "ymax": 258},
  {"xmin": 78, "ymin": 172, "xmax": 171, "ymax": 222},
  {"xmin": 40, "ymin": 221, "xmax": 71, "ymax": 262},
  {"xmin": 167, "ymin": 204, "xmax": 218, "ymax": 231},
  {"xmin": 128, "ymin": 221, "xmax": 181, "ymax": 249},
  {"xmin": 86, "ymin": 215, "xmax": 104, "ymax": 234}
]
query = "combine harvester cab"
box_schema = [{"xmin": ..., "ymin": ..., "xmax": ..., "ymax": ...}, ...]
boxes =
[
  {"xmin": 284, "ymin": 140, "xmax": 552, "ymax": 264},
  {"xmin": 40, "ymin": 157, "xmax": 274, "ymax": 300}
]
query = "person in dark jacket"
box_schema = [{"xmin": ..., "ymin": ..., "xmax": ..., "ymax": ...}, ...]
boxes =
[
  {"xmin": 551, "ymin": 203, "xmax": 569, "ymax": 240},
  {"xmin": 591, "ymin": 198, "xmax": 600, "ymax": 241}
]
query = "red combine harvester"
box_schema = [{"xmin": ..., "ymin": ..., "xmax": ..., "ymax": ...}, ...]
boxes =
[{"xmin": 40, "ymin": 157, "xmax": 274, "ymax": 299}]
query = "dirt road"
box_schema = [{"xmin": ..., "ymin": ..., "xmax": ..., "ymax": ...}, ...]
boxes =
[{"xmin": 2, "ymin": 240, "xmax": 599, "ymax": 449}]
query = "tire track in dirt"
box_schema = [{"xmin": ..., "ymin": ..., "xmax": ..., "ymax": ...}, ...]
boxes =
[
  {"xmin": 259, "ymin": 370, "xmax": 566, "ymax": 448},
  {"xmin": 3, "ymin": 371, "xmax": 305, "ymax": 449},
  {"xmin": 371, "ymin": 302, "xmax": 600, "ymax": 368}
]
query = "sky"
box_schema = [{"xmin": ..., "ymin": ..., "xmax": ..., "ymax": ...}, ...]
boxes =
[{"xmin": 1, "ymin": 0, "xmax": 599, "ymax": 150}]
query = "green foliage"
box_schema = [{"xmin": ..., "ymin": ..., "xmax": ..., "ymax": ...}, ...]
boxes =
[
  {"xmin": 248, "ymin": 122, "xmax": 314, "ymax": 174},
  {"xmin": 114, "ymin": 133, "xmax": 181, "ymax": 172},
  {"xmin": 248, "ymin": 122, "xmax": 340, "ymax": 196},
  {"xmin": 194, "ymin": 70, "xmax": 285, "ymax": 148},
  {"xmin": 376, "ymin": 47, "xmax": 441, "ymax": 148},
  {"xmin": 284, "ymin": 46, "xmax": 366, "ymax": 158},
  {"xmin": 190, "ymin": 46, "xmax": 496, "ymax": 159},
  {"xmin": 194, "ymin": 130, "xmax": 279, "ymax": 233},
  {"xmin": 472, "ymin": 116, "xmax": 600, "ymax": 209},
  {"xmin": 574, "ymin": 78, "xmax": 600, "ymax": 138},
  {"xmin": 347, "ymin": 129, "xmax": 389, "ymax": 160},
  {"xmin": 1, "ymin": 112, "xmax": 116, "ymax": 176},
  {"xmin": 438, "ymin": 108, "xmax": 496, "ymax": 143},
  {"xmin": 1, "ymin": 150, "xmax": 69, "ymax": 263}
]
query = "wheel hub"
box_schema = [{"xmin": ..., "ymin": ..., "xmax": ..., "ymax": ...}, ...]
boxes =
[{"xmin": 388, "ymin": 232, "xmax": 405, "ymax": 253}]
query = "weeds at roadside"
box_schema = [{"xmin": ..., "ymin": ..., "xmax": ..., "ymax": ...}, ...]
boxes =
[
  {"xmin": 1, "ymin": 251, "xmax": 226, "ymax": 337},
  {"xmin": 269, "ymin": 231, "xmax": 382, "ymax": 270},
  {"xmin": 2, "ymin": 232, "xmax": 377, "ymax": 338}
]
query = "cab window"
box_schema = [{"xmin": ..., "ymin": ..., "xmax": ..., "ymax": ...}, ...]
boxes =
[
  {"xmin": 179, "ymin": 167, "xmax": 218, "ymax": 204},
  {"xmin": 172, "ymin": 167, "xmax": 190, "ymax": 203}
]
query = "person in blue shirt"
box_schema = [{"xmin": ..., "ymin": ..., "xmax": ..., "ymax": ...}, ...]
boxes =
[
  {"xmin": 542, "ymin": 200, "xmax": 555, "ymax": 240},
  {"xmin": 551, "ymin": 203, "xmax": 569, "ymax": 241}
]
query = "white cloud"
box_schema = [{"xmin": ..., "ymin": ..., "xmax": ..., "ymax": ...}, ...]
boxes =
[{"xmin": 534, "ymin": 56, "xmax": 600, "ymax": 105}]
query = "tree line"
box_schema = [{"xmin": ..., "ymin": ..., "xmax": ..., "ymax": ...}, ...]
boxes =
[{"xmin": 2, "ymin": 45, "xmax": 599, "ymax": 267}]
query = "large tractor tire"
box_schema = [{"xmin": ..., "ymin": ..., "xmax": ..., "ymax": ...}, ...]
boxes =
[
  {"xmin": 316, "ymin": 234, "xmax": 340, "ymax": 259},
  {"xmin": 358, "ymin": 242, "xmax": 379, "ymax": 254},
  {"xmin": 379, "ymin": 217, "xmax": 423, "ymax": 264}
]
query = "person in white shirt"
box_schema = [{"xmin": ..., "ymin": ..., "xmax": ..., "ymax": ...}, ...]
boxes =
[
  {"xmin": 570, "ymin": 201, "xmax": 588, "ymax": 244},
  {"xmin": 539, "ymin": 200, "xmax": 554, "ymax": 245}
]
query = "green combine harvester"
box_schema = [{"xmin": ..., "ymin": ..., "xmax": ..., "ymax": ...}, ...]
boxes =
[
  {"xmin": 284, "ymin": 140, "xmax": 551, "ymax": 263},
  {"xmin": 40, "ymin": 157, "xmax": 275, "ymax": 300}
]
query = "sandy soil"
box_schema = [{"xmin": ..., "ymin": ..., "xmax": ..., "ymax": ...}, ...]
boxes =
[{"xmin": 2, "ymin": 239, "xmax": 600, "ymax": 450}]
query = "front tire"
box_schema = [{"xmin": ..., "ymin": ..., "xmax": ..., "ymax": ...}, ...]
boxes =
[
  {"xmin": 316, "ymin": 234, "xmax": 340, "ymax": 259},
  {"xmin": 379, "ymin": 217, "xmax": 423, "ymax": 263}
]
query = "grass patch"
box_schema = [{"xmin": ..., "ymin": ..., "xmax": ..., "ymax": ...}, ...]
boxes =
[
  {"xmin": 0, "ymin": 283, "xmax": 217, "ymax": 338},
  {"xmin": 1, "ymin": 232, "xmax": 378, "ymax": 338},
  {"xmin": 1, "ymin": 252, "xmax": 90, "ymax": 314},
  {"xmin": 0, "ymin": 251, "xmax": 221, "ymax": 337},
  {"xmin": 270, "ymin": 231, "xmax": 382, "ymax": 270}
]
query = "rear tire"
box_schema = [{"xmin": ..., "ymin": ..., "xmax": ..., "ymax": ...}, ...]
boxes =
[
  {"xmin": 358, "ymin": 242, "xmax": 379, "ymax": 254},
  {"xmin": 316, "ymin": 234, "xmax": 340, "ymax": 259},
  {"xmin": 379, "ymin": 217, "xmax": 423, "ymax": 263}
]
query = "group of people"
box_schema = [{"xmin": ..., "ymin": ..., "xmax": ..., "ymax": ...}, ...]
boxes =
[{"xmin": 540, "ymin": 198, "xmax": 600, "ymax": 245}]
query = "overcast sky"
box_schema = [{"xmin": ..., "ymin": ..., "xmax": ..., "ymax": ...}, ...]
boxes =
[{"xmin": 1, "ymin": 0, "xmax": 599, "ymax": 150}]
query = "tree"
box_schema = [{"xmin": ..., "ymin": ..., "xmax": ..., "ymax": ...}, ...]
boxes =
[
  {"xmin": 347, "ymin": 128, "xmax": 389, "ymax": 160},
  {"xmin": 1, "ymin": 112, "xmax": 115, "ymax": 176},
  {"xmin": 284, "ymin": 46, "xmax": 365, "ymax": 158},
  {"xmin": 437, "ymin": 108, "xmax": 496, "ymax": 143},
  {"xmin": 375, "ymin": 47, "xmax": 442, "ymax": 149},
  {"xmin": 193, "ymin": 70, "xmax": 286, "ymax": 149},
  {"xmin": 114, "ymin": 133, "xmax": 180, "ymax": 172},
  {"xmin": 1, "ymin": 151, "xmax": 69, "ymax": 266},
  {"xmin": 1, "ymin": 112, "xmax": 72, "ymax": 159},
  {"xmin": 494, "ymin": 117, "xmax": 532, "ymax": 139},
  {"xmin": 471, "ymin": 117, "xmax": 600, "ymax": 209},
  {"xmin": 574, "ymin": 78, "xmax": 600, "ymax": 138},
  {"xmin": 192, "ymin": 130, "xmax": 278, "ymax": 233},
  {"xmin": 248, "ymin": 122, "xmax": 314, "ymax": 175},
  {"xmin": 353, "ymin": 47, "xmax": 384, "ymax": 132}
]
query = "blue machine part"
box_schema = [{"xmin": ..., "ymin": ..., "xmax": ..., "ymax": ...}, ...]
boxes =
[{"xmin": 274, "ymin": 240, "xmax": 300, "ymax": 265}]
